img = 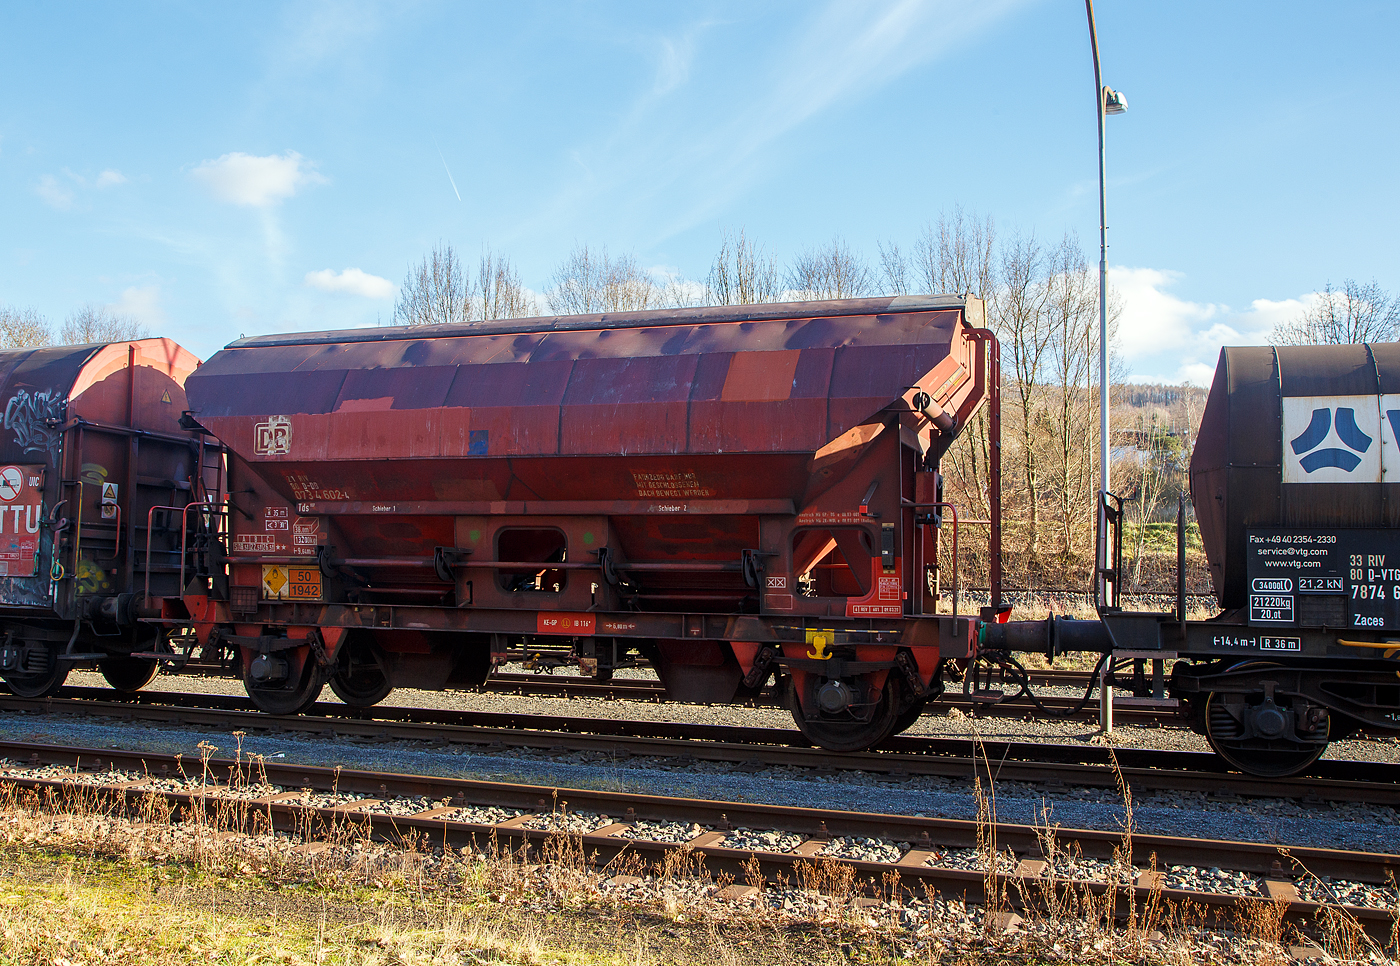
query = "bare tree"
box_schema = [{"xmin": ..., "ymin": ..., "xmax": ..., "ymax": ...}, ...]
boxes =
[
  {"xmin": 0, "ymin": 306, "xmax": 53, "ymax": 348},
  {"xmin": 547, "ymin": 244, "xmax": 606, "ymax": 315},
  {"xmin": 707, "ymin": 229, "xmax": 782, "ymax": 305},
  {"xmin": 394, "ymin": 243, "xmax": 470, "ymax": 326},
  {"xmin": 61, "ymin": 305, "xmax": 148, "ymax": 344},
  {"xmin": 1041, "ymin": 236, "xmax": 1100, "ymax": 560},
  {"xmin": 1272, "ymin": 279, "xmax": 1400, "ymax": 345},
  {"xmin": 992, "ymin": 233, "xmax": 1054, "ymax": 556},
  {"xmin": 930, "ymin": 212, "xmax": 998, "ymax": 577},
  {"xmin": 785, "ymin": 238, "xmax": 873, "ymax": 300},
  {"xmin": 546, "ymin": 244, "xmax": 657, "ymax": 315},
  {"xmin": 929, "ymin": 217, "xmax": 1123, "ymax": 588},
  {"xmin": 915, "ymin": 206, "xmax": 996, "ymax": 297},
  {"xmin": 658, "ymin": 274, "xmax": 705, "ymax": 308},
  {"xmin": 474, "ymin": 249, "xmax": 537, "ymax": 320},
  {"xmin": 877, "ymin": 240, "xmax": 911, "ymax": 295},
  {"xmin": 1123, "ymin": 413, "xmax": 1175, "ymax": 591},
  {"xmin": 830, "ymin": 213, "xmax": 1146, "ymax": 590}
]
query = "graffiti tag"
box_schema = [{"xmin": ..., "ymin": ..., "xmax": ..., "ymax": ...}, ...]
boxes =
[{"xmin": 4, "ymin": 389, "xmax": 64, "ymax": 464}]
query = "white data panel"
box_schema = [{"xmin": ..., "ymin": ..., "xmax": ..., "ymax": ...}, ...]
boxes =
[{"xmin": 1281, "ymin": 394, "xmax": 1380, "ymax": 483}]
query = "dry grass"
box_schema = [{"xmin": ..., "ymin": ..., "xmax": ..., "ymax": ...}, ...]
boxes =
[
  {"xmin": 2, "ymin": 769, "xmax": 1397, "ymax": 965},
  {"xmin": 984, "ymin": 746, "xmax": 1400, "ymax": 965},
  {"xmin": 0, "ymin": 867, "xmax": 591, "ymax": 966}
]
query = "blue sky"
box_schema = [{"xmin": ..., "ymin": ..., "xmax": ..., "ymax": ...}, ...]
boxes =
[{"xmin": 2, "ymin": 1, "xmax": 1397, "ymax": 384}]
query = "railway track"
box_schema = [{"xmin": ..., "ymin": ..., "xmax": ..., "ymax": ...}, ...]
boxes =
[
  {"xmin": 490, "ymin": 667, "xmax": 1103, "ymax": 694},
  {"xmin": 1, "ymin": 738, "xmax": 1395, "ymax": 937},
  {"xmin": 5, "ymin": 689, "xmax": 1397, "ymax": 805},
  {"xmin": 11, "ymin": 666, "xmax": 1165, "ymax": 723},
  {"xmin": 477, "ymin": 670, "xmax": 1174, "ymax": 724}
]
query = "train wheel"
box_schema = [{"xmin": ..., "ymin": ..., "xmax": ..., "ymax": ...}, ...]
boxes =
[
  {"xmin": 2, "ymin": 645, "xmax": 68, "ymax": 698},
  {"xmin": 786, "ymin": 674, "xmax": 902, "ymax": 752},
  {"xmin": 329, "ymin": 637, "xmax": 393, "ymax": 708},
  {"xmin": 1203, "ymin": 662, "xmax": 1329, "ymax": 778},
  {"xmin": 243, "ymin": 647, "xmax": 327, "ymax": 715},
  {"xmin": 99, "ymin": 657, "xmax": 158, "ymax": 693},
  {"xmin": 890, "ymin": 699, "xmax": 928, "ymax": 736}
]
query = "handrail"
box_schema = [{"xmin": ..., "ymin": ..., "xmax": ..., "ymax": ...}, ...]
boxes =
[
  {"xmin": 143, "ymin": 502, "xmax": 224, "ymax": 605},
  {"xmin": 56, "ymin": 416, "xmax": 200, "ymax": 447},
  {"xmin": 223, "ymin": 556, "xmax": 745, "ymax": 573},
  {"xmin": 902, "ymin": 499, "xmax": 960, "ymax": 618},
  {"xmin": 967, "ymin": 327, "xmax": 1002, "ymax": 615}
]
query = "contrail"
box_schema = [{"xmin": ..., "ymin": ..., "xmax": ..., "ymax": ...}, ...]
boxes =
[{"xmin": 434, "ymin": 140, "xmax": 462, "ymax": 202}]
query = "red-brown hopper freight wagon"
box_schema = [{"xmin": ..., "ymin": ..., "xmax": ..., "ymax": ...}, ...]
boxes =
[{"xmin": 181, "ymin": 296, "xmax": 1001, "ymax": 750}]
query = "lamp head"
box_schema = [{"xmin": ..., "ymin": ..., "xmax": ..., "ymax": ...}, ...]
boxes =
[{"xmin": 1103, "ymin": 86, "xmax": 1127, "ymax": 115}]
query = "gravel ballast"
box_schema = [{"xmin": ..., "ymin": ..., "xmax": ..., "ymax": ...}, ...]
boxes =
[
  {"xmin": 4, "ymin": 670, "xmax": 1393, "ymax": 859},
  {"xmin": 3, "ymin": 757, "xmax": 1396, "ymax": 915}
]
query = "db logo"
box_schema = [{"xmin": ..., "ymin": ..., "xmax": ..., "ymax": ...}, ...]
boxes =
[{"xmin": 254, "ymin": 415, "xmax": 293, "ymax": 456}]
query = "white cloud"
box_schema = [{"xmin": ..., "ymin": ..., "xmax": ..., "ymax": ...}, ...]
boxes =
[
  {"xmin": 1109, "ymin": 266, "xmax": 1221, "ymax": 366},
  {"xmin": 1110, "ymin": 266, "xmax": 1321, "ymax": 387},
  {"xmin": 1234, "ymin": 295, "xmax": 1314, "ymax": 334},
  {"xmin": 36, "ymin": 174, "xmax": 74, "ymax": 210},
  {"xmin": 108, "ymin": 285, "xmax": 166, "ymax": 328},
  {"xmin": 304, "ymin": 268, "xmax": 395, "ymax": 299},
  {"xmin": 191, "ymin": 150, "xmax": 326, "ymax": 207},
  {"xmin": 1173, "ymin": 362, "xmax": 1215, "ymax": 387},
  {"xmin": 35, "ymin": 168, "xmax": 128, "ymax": 208},
  {"xmin": 521, "ymin": 286, "xmax": 546, "ymax": 315},
  {"xmin": 650, "ymin": 33, "xmax": 696, "ymax": 98}
]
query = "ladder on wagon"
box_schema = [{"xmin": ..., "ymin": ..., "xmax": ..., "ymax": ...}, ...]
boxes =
[{"xmin": 1095, "ymin": 491, "xmax": 1185, "ymax": 732}]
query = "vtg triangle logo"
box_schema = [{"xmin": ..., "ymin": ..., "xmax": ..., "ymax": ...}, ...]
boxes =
[
  {"xmin": 1281, "ymin": 394, "xmax": 1400, "ymax": 483},
  {"xmin": 1289, "ymin": 406, "xmax": 1372, "ymax": 472}
]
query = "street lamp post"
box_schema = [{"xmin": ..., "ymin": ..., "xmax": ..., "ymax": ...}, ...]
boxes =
[
  {"xmin": 1086, "ymin": 0, "xmax": 1126, "ymax": 732},
  {"xmin": 1086, "ymin": 0, "xmax": 1125, "ymax": 601}
]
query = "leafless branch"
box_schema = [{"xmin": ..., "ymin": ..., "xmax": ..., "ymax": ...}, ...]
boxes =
[
  {"xmin": 785, "ymin": 237, "xmax": 872, "ymax": 300},
  {"xmin": 475, "ymin": 249, "xmax": 537, "ymax": 320},
  {"xmin": 1272, "ymin": 279, "xmax": 1400, "ymax": 345},
  {"xmin": 61, "ymin": 305, "xmax": 148, "ymax": 344},
  {"xmin": 0, "ymin": 306, "xmax": 53, "ymax": 348},
  {"xmin": 394, "ymin": 243, "xmax": 470, "ymax": 326},
  {"xmin": 706, "ymin": 229, "xmax": 782, "ymax": 305},
  {"xmin": 546, "ymin": 244, "xmax": 657, "ymax": 315}
]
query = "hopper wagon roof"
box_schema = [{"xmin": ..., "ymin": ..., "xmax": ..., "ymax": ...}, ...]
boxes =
[
  {"xmin": 187, "ymin": 296, "xmax": 982, "ymax": 462},
  {"xmin": 0, "ymin": 339, "xmax": 198, "ymax": 466}
]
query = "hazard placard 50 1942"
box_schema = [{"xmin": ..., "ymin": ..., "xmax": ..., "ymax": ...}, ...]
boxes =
[
  {"xmin": 0, "ymin": 464, "xmax": 44, "ymax": 577},
  {"xmin": 261, "ymin": 564, "xmax": 323, "ymax": 601}
]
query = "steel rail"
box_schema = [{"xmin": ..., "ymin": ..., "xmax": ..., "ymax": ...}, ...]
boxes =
[
  {"xmin": 53, "ymin": 666, "xmax": 1160, "ymax": 723},
  {"xmin": 491, "ymin": 668, "xmax": 1104, "ymax": 691},
  {"xmin": 477, "ymin": 671, "xmax": 1169, "ymax": 724},
  {"xmin": 1, "ymin": 739, "xmax": 1394, "ymax": 935},
  {"xmin": 194, "ymin": 667, "xmax": 1103, "ymax": 691},
  {"xmin": 5, "ymin": 691, "xmax": 1397, "ymax": 804}
]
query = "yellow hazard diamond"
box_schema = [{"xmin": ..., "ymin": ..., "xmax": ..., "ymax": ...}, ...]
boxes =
[{"xmin": 262, "ymin": 565, "xmax": 288, "ymax": 597}]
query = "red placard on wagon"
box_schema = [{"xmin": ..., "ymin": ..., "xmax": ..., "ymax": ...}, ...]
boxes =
[{"xmin": 0, "ymin": 464, "xmax": 44, "ymax": 577}]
